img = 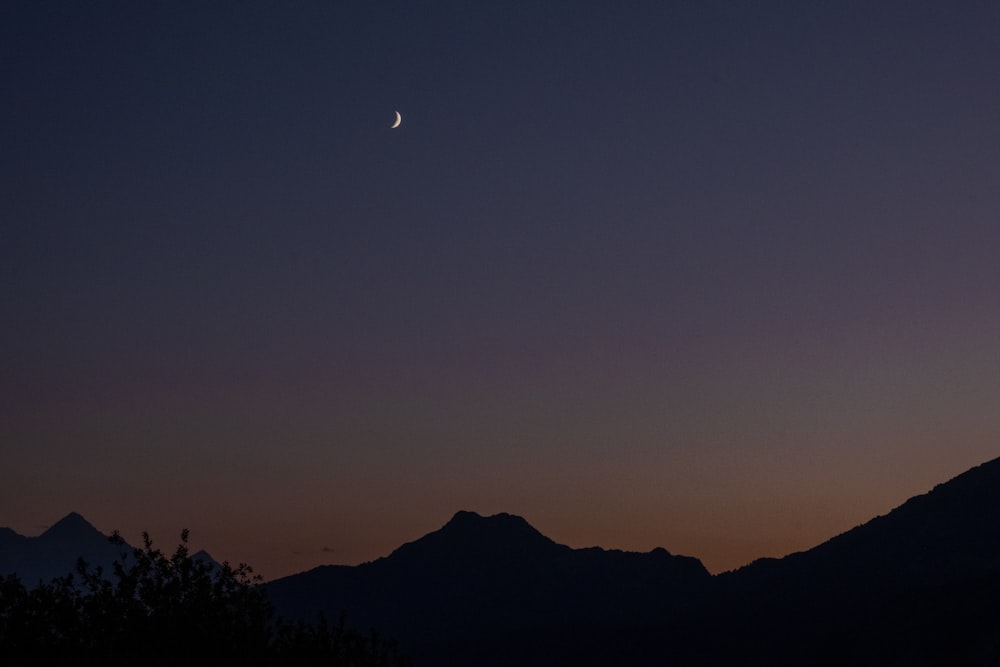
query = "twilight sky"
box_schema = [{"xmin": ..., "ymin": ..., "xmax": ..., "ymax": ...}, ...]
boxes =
[{"xmin": 2, "ymin": 1, "xmax": 999, "ymax": 579}]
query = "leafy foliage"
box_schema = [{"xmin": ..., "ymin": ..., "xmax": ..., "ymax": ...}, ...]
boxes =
[{"xmin": 0, "ymin": 530, "xmax": 409, "ymax": 666}]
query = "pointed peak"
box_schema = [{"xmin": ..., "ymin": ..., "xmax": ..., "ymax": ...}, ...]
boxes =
[
  {"xmin": 42, "ymin": 512, "xmax": 101, "ymax": 538},
  {"xmin": 191, "ymin": 550, "xmax": 221, "ymax": 569},
  {"xmin": 52, "ymin": 511, "xmax": 91, "ymax": 526}
]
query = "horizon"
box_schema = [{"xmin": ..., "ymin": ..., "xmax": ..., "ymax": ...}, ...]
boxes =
[
  {"xmin": 3, "ymin": 2, "xmax": 999, "ymax": 582},
  {"xmin": 7, "ymin": 453, "xmax": 997, "ymax": 579}
]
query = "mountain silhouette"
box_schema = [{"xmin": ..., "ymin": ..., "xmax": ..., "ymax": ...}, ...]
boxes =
[
  {"xmin": 716, "ymin": 455, "xmax": 1000, "ymax": 615},
  {"xmin": 266, "ymin": 458, "xmax": 1000, "ymax": 665},
  {"xmin": 706, "ymin": 456, "xmax": 1000, "ymax": 665},
  {"xmin": 0, "ymin": 512, "xmax": 130, "ymax": 586},
  {"xmin": 6, "ymin": 457, "xmax": 1000, "ymax": 665},
  {"xmin": 0, "ymin": 527, "xmax": 27, "ymax": 550},
  {"xmin": 0, "ymin": 514, "xmax": 224, "ymax": 588},
  {"xmin": 266, "ymin": 509, "xmax": 710, "ymax": 662}
]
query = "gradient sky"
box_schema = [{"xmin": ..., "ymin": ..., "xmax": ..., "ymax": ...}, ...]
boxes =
[{"xmin": 3, "ymin": 1, "xmax": 999, "ymax": 579}]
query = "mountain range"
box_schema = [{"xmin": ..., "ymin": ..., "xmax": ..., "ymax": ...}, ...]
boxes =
[
  {"xmin": 0, "ymin": 513, "xmax": 217, "ymax": 587},
  {"xmin": 4, "ymin": 456, "xmax": 1000, "ymax": 665},
  {"xmin": 0, "ymin": 512, "xmax": 129, "ymax": 586}
]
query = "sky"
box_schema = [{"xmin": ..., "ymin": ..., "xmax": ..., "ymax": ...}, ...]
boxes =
[{"xmin": 2, "ymin": 1, "xmax": 999, "ymax": 579}]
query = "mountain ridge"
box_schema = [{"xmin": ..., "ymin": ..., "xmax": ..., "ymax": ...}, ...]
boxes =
[
  {"xmin": 263, "ymin": 456, "xmax": 1000, "ymax": 664},
  {"xmin": 728, "ymin": 455, "xmax": 1000, "ymax": 582},
  {"xmin": 0, "ymin": 513, "xmax": 125, "ymax": 586},
  {"xmin": 0, "ymin": 514, "xmax": 224, "ymax": 586},
  {"xmin": 5, "ymin": 456, "xmax": 1000, "ymax": 664},
  {"xmin": 266, "ymin": 507, "xmax": 711, "ymax": 658}
]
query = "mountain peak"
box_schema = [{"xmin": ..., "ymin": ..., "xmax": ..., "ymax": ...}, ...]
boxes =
[
  {"xmin": 42, "ymin": 512, "xmax": 100, "ymax": 538},
  {"xmin": 438, "ymin": 510, "xmax": 553, "ymax": 546},
  {"xmin": 2, "ymin": 512, "xmax": 122, "ymax": 586},
  {"xmin": 191, "ymin": 549, "xmax": 221, "ymax": 569},
  {"xmin": 444, "ymin": 510, "xmax": 533, "ymax": 530},
  {"xmin": 445, "ymin": 509, "xmax": 484, "ymax": 524},
  {"xmin": 384, "ymin": 510, "xmax": 561, "ymax": 567}
]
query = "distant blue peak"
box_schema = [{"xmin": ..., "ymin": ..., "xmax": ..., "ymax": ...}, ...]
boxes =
[
  {"xmin": 42, "ymin": 512, "xmax": 100, "ymax": 537},
  {"xmin": 191, "ymin": 550, "xmax": 219, "ymax": 567}
]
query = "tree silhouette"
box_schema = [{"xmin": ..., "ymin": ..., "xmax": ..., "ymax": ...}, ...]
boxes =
[{"xmin": 0, "ymin": 530, "xmax": 409, "ymax": 667}]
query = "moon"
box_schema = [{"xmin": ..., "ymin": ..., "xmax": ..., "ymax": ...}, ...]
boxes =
[{"xmin": 390, "ymin": 111, "xmax": 402, "ymax": 129}]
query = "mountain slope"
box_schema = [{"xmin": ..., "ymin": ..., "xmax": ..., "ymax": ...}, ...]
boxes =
[
  {"xmin": 702, "ymin": 456, "xmax": 1000, "ymax": 665},
  {"xmin": 727, "ymin": 456, "xmax": 1000, "ymax": 594}
]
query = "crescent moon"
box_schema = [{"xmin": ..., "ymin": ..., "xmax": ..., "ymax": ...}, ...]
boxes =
[{"xmin": 390, "ymin": 111, "xmax": 402, "ymax": 129}]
